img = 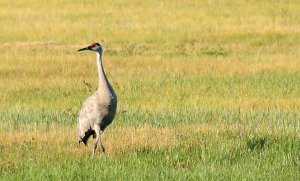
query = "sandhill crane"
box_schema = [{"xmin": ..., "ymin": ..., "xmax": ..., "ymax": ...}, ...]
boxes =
[{"xmin": 77, "ymin": 43, "xmax": 117, "ymax": 156}]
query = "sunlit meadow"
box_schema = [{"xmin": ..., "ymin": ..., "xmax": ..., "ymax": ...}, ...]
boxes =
[{"xmin": 0, "ymin": 0, "xmax": 299, "ymax": 180}]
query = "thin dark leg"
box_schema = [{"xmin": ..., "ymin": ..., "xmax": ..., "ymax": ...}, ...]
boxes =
[
  {"xmin": 93, "ymin": 133, "xmax": 99, "ymax": 156},
  {"xmin": 98, "ymin": 131, "xmax": 107, "ymax": 156}
]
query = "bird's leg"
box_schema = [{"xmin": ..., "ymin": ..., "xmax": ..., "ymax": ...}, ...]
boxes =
[
  {"xmin": 98, "ymin": 131, "xmax": 107, "ymax": 157},
  {"xmin": 93, "ymin": 132, "xmax": 100, "ymax": 156}
]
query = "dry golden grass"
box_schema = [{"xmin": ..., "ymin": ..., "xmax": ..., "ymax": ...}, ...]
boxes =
[
  {"xmin": 0, "ymin": 122, "xmax": 297, "ymax": 160},
  {"xmin": 0, "ymin": 0, "xmax": 299, "ymax": 179}
]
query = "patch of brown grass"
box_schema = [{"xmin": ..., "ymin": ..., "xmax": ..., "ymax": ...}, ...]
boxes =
[{"xmin": 1, "ymin": 122, "xmax": 296, "ymax": 158}]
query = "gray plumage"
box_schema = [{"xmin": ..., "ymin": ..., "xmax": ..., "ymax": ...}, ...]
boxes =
[{"xmin": 77, "ymin": 43, "xmax": 117, "ymax": 156}]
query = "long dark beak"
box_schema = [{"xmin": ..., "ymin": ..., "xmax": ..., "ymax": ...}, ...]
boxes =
[{"xmin": 77, "ymin": 46, "xmax": 90, "ymax": 52}]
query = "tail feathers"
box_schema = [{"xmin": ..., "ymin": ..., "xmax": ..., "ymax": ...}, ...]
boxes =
[{"xmin": 79, "ymin": 129, "xmax": 96, "ymax": 146}]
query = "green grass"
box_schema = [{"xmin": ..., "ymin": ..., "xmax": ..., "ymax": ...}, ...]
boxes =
[
  {"xmin": 0, "ymin": 0, "xmax": 299, "ymax": 180},
  {"xmin": 1, "ymin": 139, "xmax": 298, "ymax": 180}
]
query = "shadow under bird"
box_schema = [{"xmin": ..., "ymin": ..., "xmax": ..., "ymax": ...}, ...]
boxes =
[{"xmin": 77, "ymin": 43, "xmax": 117, "ymax": 156}]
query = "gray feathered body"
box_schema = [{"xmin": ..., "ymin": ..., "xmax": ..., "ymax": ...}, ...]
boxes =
[{"xmin": 77, "ymin": 85, "xmax": 117, "ymax": 145}]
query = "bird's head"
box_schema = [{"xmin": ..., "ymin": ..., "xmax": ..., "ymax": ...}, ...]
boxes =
[{"xmin": 78, "ymin": 42, "xmax": 102, "ymax": 53}]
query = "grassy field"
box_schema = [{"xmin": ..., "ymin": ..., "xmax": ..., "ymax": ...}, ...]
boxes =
[{"xmin": 0, "ymin": 0, "xmax": 299, "ymax": 180}]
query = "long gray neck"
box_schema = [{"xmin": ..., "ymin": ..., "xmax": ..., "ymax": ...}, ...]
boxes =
[{"xmin": 96, "ymin": 52, "xmax": 110, "ymax": 92}]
